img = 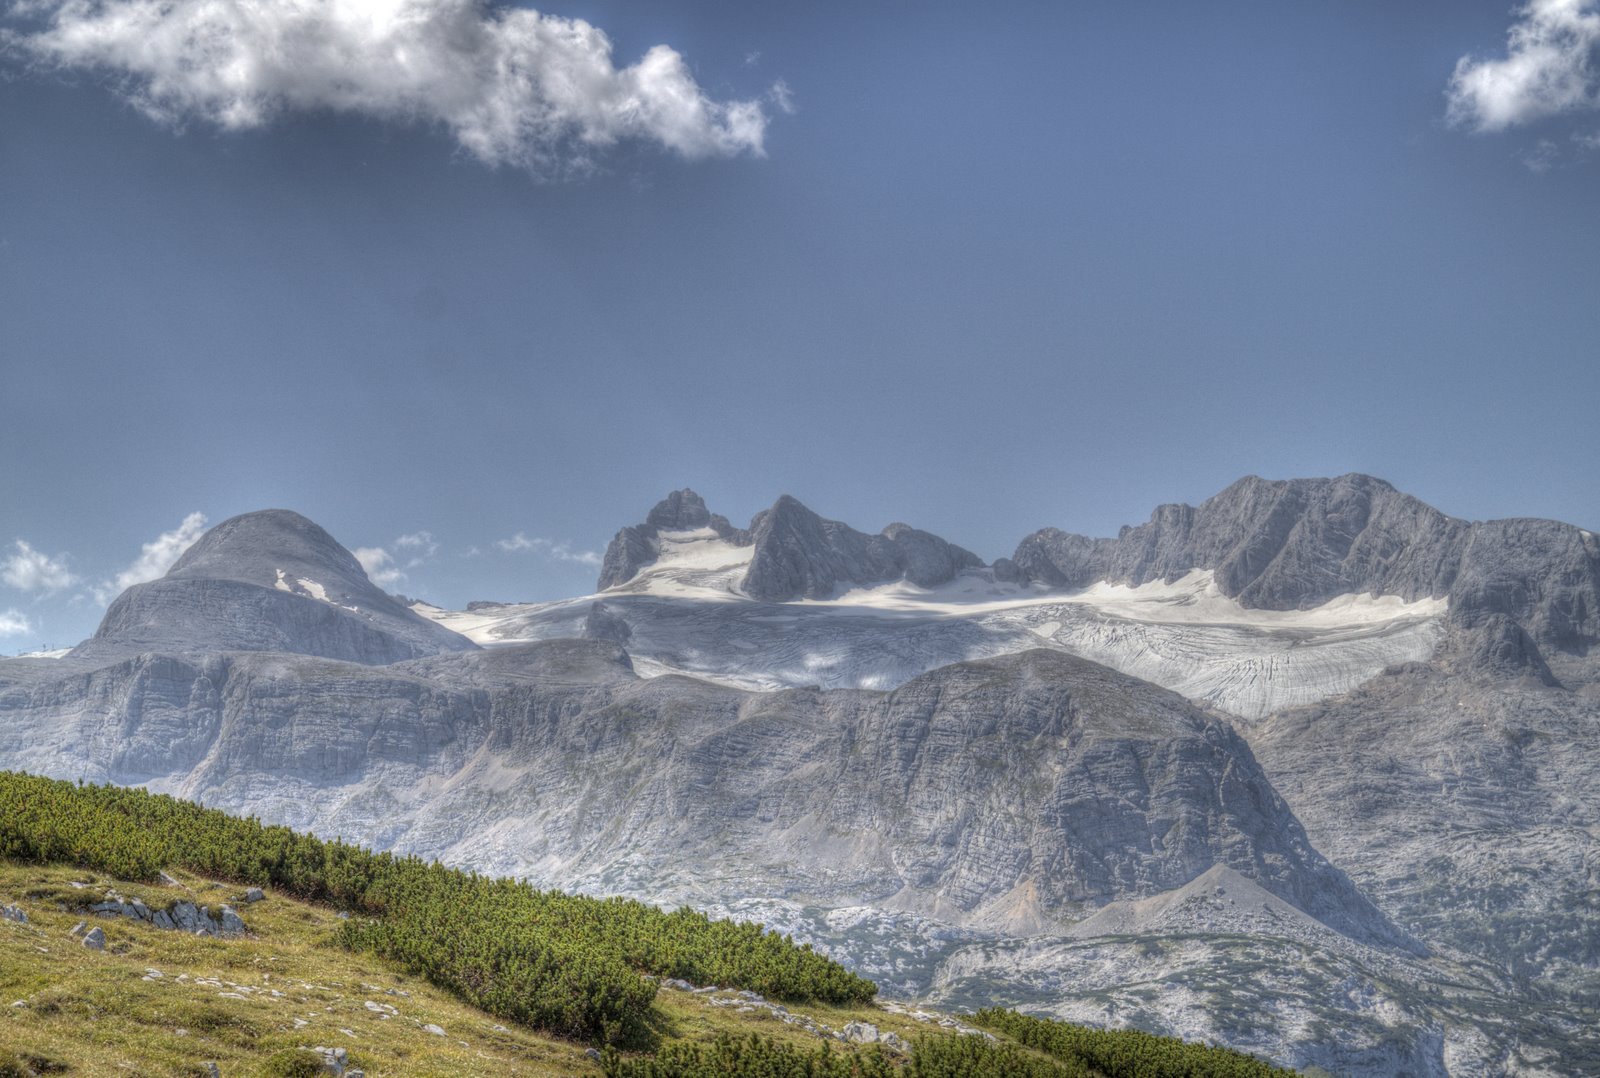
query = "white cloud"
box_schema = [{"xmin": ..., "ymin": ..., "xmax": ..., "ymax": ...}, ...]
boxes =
[
  {"xmin": 769, "ymin": 79, "xmax": 796, "ymax": 115},
  {"xmin": 2, "ymin": 539, "xmax": 77, "ymax": 593},
  {"xmin": 354, "ymin": 546, "xmax": 406, "ymax": 587},
  {"xmin": 356, "ymin": 529, "xmax": 438, "ymax": 586},
  {"xmin": 496, "ymin": 532, "xmax": 602, "ymax": 567},
  {"xmin": 1447, "ymin": 0, "xmax": 1600, "ymax": 131},
  {"xmin": 95, "ymin": 511, "xmax": 208, "ymax": 604},
  {"xmin": 394, "ymin": 529, "xmax": 438, "ymax": 567},
  {"xmin": 5, "ymin": 0, "xmax": 774, "ymax": 175},
  {"xmin": 1524, "ymin": 136, "xmax": 1562, "ymax": 169},
  {"xmin": 0, "ymin": 609, "xmax": 33, "ymax": 636}
]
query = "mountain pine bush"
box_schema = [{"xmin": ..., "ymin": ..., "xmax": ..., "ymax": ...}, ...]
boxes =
[{"xmin": 0, "ymin": 771, "xmax": 874, "ymax": 1046}]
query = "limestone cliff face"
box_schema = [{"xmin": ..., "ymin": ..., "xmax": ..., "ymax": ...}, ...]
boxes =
[{"xmin": 0, "ymin": 639, "xmax": 1404, "ymax": 951}]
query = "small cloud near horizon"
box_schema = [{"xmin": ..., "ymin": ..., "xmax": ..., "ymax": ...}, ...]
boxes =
[
  {"xmin": 496, "ymin": 533, "xmax": 602, "ymax": 567},
  {"xmin": 2, "ymin": 539, "xmax": 78, "ymax": 594}
]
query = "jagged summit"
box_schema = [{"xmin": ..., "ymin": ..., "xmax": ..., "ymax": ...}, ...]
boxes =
[
  {"xmin": 741, "ymin": 494, "xmax": 982, "ymax": 601},
  {"xmin": 597, "ymin": 489, "xmax": 982, "ymax": 600},
  {"xmin": 88, "ymin": 509, "xmax": 474, "ymax": 665},
  {"xmin": 1010, "ymin": 472, "xmax": 1600, "ymax": 662},
  {"xmin": 642, "ymin": 489, "xmax": 729, "ymax": 533}
]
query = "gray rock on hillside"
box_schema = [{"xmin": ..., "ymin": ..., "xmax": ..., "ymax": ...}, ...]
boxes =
[
  {"xmin": 84, "ymin": 510, "xmax": 475, "ymax": 666},
  {"xmin": 583, "ymin": 602, "xmax": 633, "ymax": 645}
]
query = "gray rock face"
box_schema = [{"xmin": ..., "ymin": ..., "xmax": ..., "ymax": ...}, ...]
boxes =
[
  {"xmin": 597, "ymin": 523, "xmax": 661, "ymax": 591},
  {"xmin": 740, "ymin": 497, "xmax": 983, "ymax": 601},
  {"xmin": 0, "ymin": 638, "xmax": 1401, "ymax": 952},
  {"xmin": 1244, "ymin": 651, "xmax": 1600, "ymax": 1015},
  {"xmin": 84, "ymin": 510, "xmax": 474, "ymax": 666},
  {"xmin": 597, "ymin": 489, "xmax": 982, "ymax": 600},
  {"xmin": 1011, "ymin": 473, "xmax": 1599, "ymax": 658},
  {"xmin": 645, "ymin": 489, "xmax": 714, "ymax": 531},
  {"xmin": 82, "ymin": 926, "xmax": 104, "ymax": 950}
]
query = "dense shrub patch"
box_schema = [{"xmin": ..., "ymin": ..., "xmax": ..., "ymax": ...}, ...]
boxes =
[
  {"xmin": 0, "ymin": 771, "xmax": 874, "ymax": 1046},
  {"xmin": 971, "ymin": 1007, "xmax": 1298, "ymax": 1077},
  {"xmin": 599, "ymin": 1033, "xmax": 1086, "ymax": 1078},
  {"xmin": 604, "ymin": 1024, "xmax": 1299, "ymax": 1078}
]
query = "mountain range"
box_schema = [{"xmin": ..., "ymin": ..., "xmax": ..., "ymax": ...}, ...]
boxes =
[{"xmin": 1, "ymin": 474, "xmax": 1595, "ymax": 1076}]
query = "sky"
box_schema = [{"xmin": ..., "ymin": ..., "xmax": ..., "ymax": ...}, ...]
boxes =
[{"xmin": 3, "ymin": 0, "xmax": 1599, "ymax": 652}]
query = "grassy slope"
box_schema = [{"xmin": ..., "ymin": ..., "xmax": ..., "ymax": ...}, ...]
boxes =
[{"xmin": 0, "ymin": 863, "xmax": 950, "ymax": 1078}]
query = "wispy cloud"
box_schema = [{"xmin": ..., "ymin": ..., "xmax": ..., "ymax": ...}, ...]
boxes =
[
  {"xmin": 2, "ymin": 539, "xmax": 77, "ymax": 593},
  {"xmin": 354, "ymin": 546, "xmax": 406, "ymax": 588},
  {"xmin": 496, "ymin": 532, "xmax": 602, "ymax": 567},
  {"xmin": 356, "ymin": 528, "xmax": 440, "ymax": 588},
  {"xmin": 4, "ymin": 0, "xmax": 776, "ymax": 176},
  {"xmin": 1447, "ymin": 0, "xmax": 1600, "ymax": 132},
  {"xmin": 1524, "ymin": 136, "xmax": 1562, "ymax": 170},
  {"xmin": 0, "ymin": 609, "xmax": 33, "ymax": 636},
  {"xmin": 395, "ymin": 530, "xmax": 439, "ymax": 567},
  {"xmin": 94, "ymin": 511, "xmax": 208, "ymax": 604},
  {"xmin": 769, "ymin": 79, "xmax": 796, "ymax": 115}
]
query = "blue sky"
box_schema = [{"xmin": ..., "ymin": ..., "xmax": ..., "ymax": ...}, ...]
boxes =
[{"xmin": 3, "ymin": 0, "xmax": 1599, "ymax": 651}]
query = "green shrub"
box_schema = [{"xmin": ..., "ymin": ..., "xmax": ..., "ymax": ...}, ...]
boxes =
[
  {"xmin": 970, "ymin": 1007, "xmax": 1297, "ymax": 1077},
  {"xmin": 0, "ymin": 771, "xmax": 874, "ymax": 1047}
]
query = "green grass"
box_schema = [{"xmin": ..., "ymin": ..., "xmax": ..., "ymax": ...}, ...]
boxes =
[{"xmin": 0, "ymin": 862, "xmax": 926, "ymax": 1077}]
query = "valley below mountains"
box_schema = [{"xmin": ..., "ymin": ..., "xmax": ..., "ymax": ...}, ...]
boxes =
[{"xmin": 2, "ymin": 474, "xmax": 1596, "ymax": 1076}]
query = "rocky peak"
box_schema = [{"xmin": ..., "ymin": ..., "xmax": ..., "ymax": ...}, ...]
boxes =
[
  {"xmin": 598, "ymin": 490, "xmax": 980, "ymax": 599},
  {"xmin": 88, "ymin": 509, "xmax": 474, "ymax": 665},
  {"xmin": 741, "ymin": 496, "xmax": 983, "ymax": 602},
  {"xmin": 644, "ymin": 489, "xmax": 713, "ymax": 532},
  {"xmin": 596, "ymin": 489, "xmax": 745, "ymax": 590},
  {"xmin": 167, "ymin": 509, "xmax": 370, "ymax": 594},
  {"xmin": 1010, "ymin": 473, "xmax": 1599, "ymax": 663}
]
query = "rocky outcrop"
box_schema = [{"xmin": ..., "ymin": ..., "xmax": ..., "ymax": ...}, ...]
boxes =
[
  {"xmin": 83, "ymin": 510, "xmax": 474, "ymax": 666},
  {"xmin": 84, "ymin": 889, "xmax": 247, "ymax": 936},
  {"xmin": 1011, "ymin": 473, "xmax": 1599, "ymax": 659},
  {"xmin": 582, "ymin": 602, "xmax": 633, "ymax": 645}
]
